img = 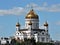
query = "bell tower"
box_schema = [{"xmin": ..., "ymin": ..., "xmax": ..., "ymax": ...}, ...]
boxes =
[
  {"xmin": 44, "ymin": 21, "xmax": 48, "ymax": 31},
  {"xmin": 16, "ymin": 22, "xmax": 20, "ymax": 31}
]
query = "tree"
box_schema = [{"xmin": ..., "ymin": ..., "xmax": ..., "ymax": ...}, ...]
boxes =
[
  {"xmin": 15, "ymin": 41, "xmax": 20, "ymax": 45},
  {"xmin": 24, "ymin": 38, "xmax": 36, "ymax": 45},
  {"xmin": 10, "ymin": 39, "xmax": 16, "ymax": 45},
  {"xmin": 36, "ymin": 42, "xmax": 54, "ymax": 45}
]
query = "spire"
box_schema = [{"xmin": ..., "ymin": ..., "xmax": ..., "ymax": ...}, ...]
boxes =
[
  {"xmin": 17, "ymin": 15, "xmax": 20, "ymax": 23},
  {"xmin": 16, "ymin": 17, "xmax": 20, "ymax": 31},
  {"xmin": 16, "ymin": 16, "xmax": 20, "ymax": 27}
]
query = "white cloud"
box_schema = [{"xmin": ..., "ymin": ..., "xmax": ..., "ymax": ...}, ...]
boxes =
[
  {"xmin": 45, "ymin": 4, "xmax": 60, "ymax": 12},
  {"xmin": 42, "ymin": 2, "xmax": 48, "ymax": 7},
  {"xmin": 0, "ymin": 7, "xmax": 25, "ymax": 16},
  {"xmin": 26, "ymin": 3, "xmax": 60, "ymax": 12},
  {"xmin": 0, "ymin": 3, "xmax": 60, "ymax": 16}
]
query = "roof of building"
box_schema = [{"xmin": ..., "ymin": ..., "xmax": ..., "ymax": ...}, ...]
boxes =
[
  {"xmin": 44, "ymin": 21, "xmax": 48, "ymax": 26},
  {"xmin": 16, "ymin": 22, "xmax": 20, "ymax": 27},
  {"xmin": 18, "ymin": 29, "xmax": 45, "ymax": 32},
  {"xmin": 25, "ymin": 9, "xmax": 39, "ymax": 19}
]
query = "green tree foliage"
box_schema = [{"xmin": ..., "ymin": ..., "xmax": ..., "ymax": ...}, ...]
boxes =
[
  {"xmin": 10, "ymin": 39, "xmax": 16, "ymax": 45},
  {"xmin": 24, "ymin": 38, "xmax": 36, "ymax": 45},
  {"xmin": 15, "ymin": 41, "xmax": 20, "ymax": 45},
  {"xmin": 10, "ymin": 38, "xmax": 54, "ymax": 45},
  {"xmin": 36, "ymin": 42, "xmax": 55, "ymax": 45}
]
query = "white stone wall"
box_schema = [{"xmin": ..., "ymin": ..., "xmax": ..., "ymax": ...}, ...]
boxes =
[
  {"xmin": 16, "ymin": 26, "xmax": 20, "ymax": 31},
  {"xmin": 15, "ymin": 31, "xmax": 24, "ymax": 40},
  {"xmin": 15, "ymin": 29, "xmax": 51, "ymax": 43},
  {"xmin": 32, "ymin": 30, "xmax": 51, "ymax": 42},
  {"xmin": 25, "ymin": 19, "xmax": 39, "ymax": 29}
]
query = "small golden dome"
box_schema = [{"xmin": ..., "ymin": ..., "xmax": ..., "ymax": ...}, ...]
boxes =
[
  {"xmin": 44, "ymin": 21, "xmax": 48, "ymax": 26},
  {"xmin": 28, "ymin": 21, "xmax": 32, "ymax": 25},
  {"xmin": 25, "ymin": 9, "xmax": 39, "ymax": 19},
  {"xmin": 16, "ymin": 22, "xmax": 20, "ymax": 27}
]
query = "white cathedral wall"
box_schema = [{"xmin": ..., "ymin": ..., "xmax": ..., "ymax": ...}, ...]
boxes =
[
  {"xmin": 44, "ymin": 26, "xmax": 48, "ymax": 31},
  {"xmin": 15, "ymin": 25, "xmax": 51, "ymax": 42},
  {"xmin": 16, "ymin": 27, "xmax": 20, "ymax": 31},
  {"xmin": 25, "ymin": 19, "xmax": 39, "ymax": 29},
  {"xmin": 15, "ymin": 31, "xmax": 24, "ymax": 40},
  {"xmin": 35, "ymin": 31, "xmax": 51, "ymax": 42},
  {"xmin": 34, "ymin": 34, "xmax": 38, "ymax": 42},
  {"xmin": 15, "ymin": 30, "xmax": 51, "ymax": 42}
]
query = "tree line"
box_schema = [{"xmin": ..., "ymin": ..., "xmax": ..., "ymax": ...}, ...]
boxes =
[{"xmin": 2, "ymin": 38, "xmax": 54, "ymax": 45}]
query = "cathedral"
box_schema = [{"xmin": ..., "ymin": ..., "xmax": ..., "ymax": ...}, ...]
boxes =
[{"xmin": 14, "ymin": 9, "xmax": 51, "ymax": 42}]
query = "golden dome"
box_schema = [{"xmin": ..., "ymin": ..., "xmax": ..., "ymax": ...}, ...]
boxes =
[
  {"xmin": 16, "ymin": 22, "xmax": 20, "ymax": 27},
  {"xmin": 44, "ymin": 21, "xmax": 48, "ymax": 26},
  {"xmin": 28, "ymin": 21, "xmax": 32, "ymax": 25},
  {"xmin": 25, "ymin": 9, "xmax": 39, "ymax": 19}
]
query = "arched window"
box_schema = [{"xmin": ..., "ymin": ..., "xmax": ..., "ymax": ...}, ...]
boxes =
[
  {"xmin": 41, "ymin": 37, "xmax": 45, "ymax": 42},
  {"xmin": 18, "ymin": 33, "xmax": 19, "ymax": 35},
  {"xmin": 17, "ymin": 37, "xmax": 20, "ymax": 40},
  {"xmin": 42, "ymin": 33, "xmax": 44, "ymax": 35},
  {"xmin": 41, "ymin": 31, "xmax": 45, "ymax": 35}
]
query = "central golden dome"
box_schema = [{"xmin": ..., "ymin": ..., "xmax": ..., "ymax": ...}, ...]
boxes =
[{"xmin": 25, "ymin": 9, "xmax": 39, "ymax": 19}]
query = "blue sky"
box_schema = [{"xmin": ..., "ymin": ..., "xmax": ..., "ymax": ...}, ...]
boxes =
[{"xmin": 0, "ymin": 0, "xmax": 60, "ymax": 41}]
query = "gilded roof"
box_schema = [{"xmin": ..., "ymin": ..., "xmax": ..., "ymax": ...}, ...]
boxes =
[
  {"xmin": 16, "ymin": 22, "xmax": 20, "ymax": 26},
  {"xmin": 44, "ymin": 21, "xmax": 48, "ymax": 26},
  {"xmin": 25, "ymin": 9, "xmax": 39, "ymax": 19}
]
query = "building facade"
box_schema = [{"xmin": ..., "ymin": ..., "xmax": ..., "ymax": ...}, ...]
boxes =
[{"xmin": 14, "ymin": 9, "xmax": 51, "ymax": 42}]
